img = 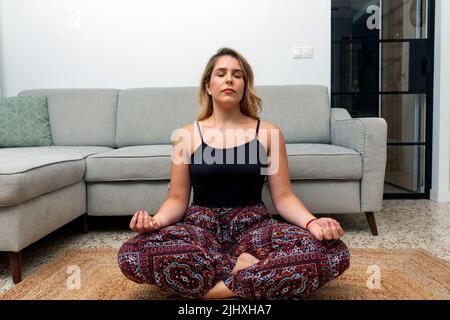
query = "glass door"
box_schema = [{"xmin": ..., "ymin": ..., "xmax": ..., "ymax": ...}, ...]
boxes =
[{"xmin": 331, "ymin": 0, "xmax": 435, "ymax": 199}]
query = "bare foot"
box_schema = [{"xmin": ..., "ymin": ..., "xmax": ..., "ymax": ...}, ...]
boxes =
[
  {"xmin": 199, "ymin": 253, "xmax": 260, "ymax": 299},
  {"xmin": 199, "ymin": 281, "xmax": 236, "ymax": 299},
  {"xmin": 231, "ymin": 253, "xmax": 260, "ymax": 274}
]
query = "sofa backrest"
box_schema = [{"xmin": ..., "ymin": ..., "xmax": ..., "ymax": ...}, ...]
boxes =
[
  {"xmin": 257, "ymin": 85, "xmax": 331, "ymax": 143},
  {"xmin": 116, "ymin": 87, "xmax": 199, "ymax": 147},
  {"xmin": 18, "ymin": 89, "xmax": 119, "ymax": 147},
  {"xmin": 18, "ymin": 85, "xmax": 331, "ymax": 147},
  {"xmin": 116, "ymin": 85, "xmax": 331, "ymax": 147}
]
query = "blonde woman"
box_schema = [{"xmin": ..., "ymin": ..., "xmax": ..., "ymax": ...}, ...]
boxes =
[{"xmin": 118, "ymin": 48, "xmax": 350, "ymax": 299}]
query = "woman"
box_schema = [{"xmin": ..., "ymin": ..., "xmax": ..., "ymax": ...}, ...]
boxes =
[{"xmin": 117, "ymin": 48, "xmax": 350, "ymax": 299}]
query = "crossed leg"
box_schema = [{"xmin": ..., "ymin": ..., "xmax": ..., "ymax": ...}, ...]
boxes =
[
  {"xmin": 118, "ymin": 220, "xmax": 350, "ymax": 300},
  {"xmin": 219, "ymin": 221, "xmax": 351, "ymax": 299},
  {"xmin": 118, "ymin": 223, "xmax": 237, "ymax": 298}
]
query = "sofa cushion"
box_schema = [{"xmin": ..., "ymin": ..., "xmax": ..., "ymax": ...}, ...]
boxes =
[
  {"xmin": 258, "ymin": 85, "xmax": 331, "ymax": 143},
  {"xmin": 0, "ymin": 96, "xmax": 53, "ymax": 147},
  {"xmin": 85, "ymin": 143, "xmax": 361, "ymax": 183},
  {"xmin": 116, "ymin": 87, "xmax": 199, "ymax": 147},
  {"xmin": 286, "ymin": 144, "xmax": 362, "ymax": 180},
  {"xmin": 115, "ymin": 85, "xmax": 332, "ymax": 147},
  {"xmin": 85, "ymin": 145, "xmax": 172, "ymax": 182},
  {"xmin": 0, "ymin": 146, "xmax": 112, "ymax": 206},
  {"xmin": 18, "ymin": 89, "xmax": 119, "ymax": 147}
]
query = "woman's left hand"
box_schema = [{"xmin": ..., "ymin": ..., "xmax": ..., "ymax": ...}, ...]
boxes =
[{"xmin": 307, "ymin": 218, "xmax": 344, "ymax": 241}]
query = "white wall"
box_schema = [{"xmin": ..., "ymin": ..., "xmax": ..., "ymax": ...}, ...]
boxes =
[
  {"xmin": 0, "ymin": 0, "xmax": 331, "ymax": 96},
  {"xmin": 431, "ymin": 0, "xmax": 450, "ymax": 202}
]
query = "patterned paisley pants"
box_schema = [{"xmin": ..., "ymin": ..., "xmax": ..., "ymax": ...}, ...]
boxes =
[{"xmin": 117, "ymin": 202, "xmax": 350, "ymax": 299}]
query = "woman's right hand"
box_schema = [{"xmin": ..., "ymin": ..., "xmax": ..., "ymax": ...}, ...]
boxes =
[{"xmin": 129, "ymin": 210, "xmax": 161, "ymax": 234}]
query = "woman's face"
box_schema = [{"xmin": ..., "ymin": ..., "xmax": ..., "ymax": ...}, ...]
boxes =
[{"xmin": 206, "ymin": 55, "xmax": 245, "ymax": 108}]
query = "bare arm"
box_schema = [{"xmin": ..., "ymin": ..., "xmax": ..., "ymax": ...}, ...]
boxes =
[
  {"xmin": 153, "ymin": 197, "xmax": 189, "ymax": 228},
  {"xmin": 130, "ymin": 126, "xmax": 192, "ymax": 233},
  {"xmin": 153, "ymin": 126, "xmax": 192, "ymax": 228},
  {"xmin": 266, "ymin": 123, "xmax": 344, "ymax": 241},
  {"xmin": 266, "ymin": 125, "xmax": 316, "ymax": 228}
]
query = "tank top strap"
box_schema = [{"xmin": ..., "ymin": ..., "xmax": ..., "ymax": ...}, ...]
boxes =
[
  {"xmin": 195, "ymin": 121, "xmax": 204, "ymax": 143},
  {"xmin": 255, "ymin": 119, "xmax": 261, "ymax": 138}
]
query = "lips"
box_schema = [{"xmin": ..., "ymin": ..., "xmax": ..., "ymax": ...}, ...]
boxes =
[{"xmin": 222, "ymin": 89, "xmax": 236, "ymax": 93}]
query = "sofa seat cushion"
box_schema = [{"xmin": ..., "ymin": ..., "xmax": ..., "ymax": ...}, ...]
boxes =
[
  {"xmin": 286, "ymin": 144, "xmax": 362, "ymax": 180},
  {"xmin": 86, "ymin": 144, "xmax": 361, "ymax": 183},
  {"xmin": 85, "ymin": 145, "xmax": 172, "ymax": 182},
  {"xmin": 0, "ymin": 146, "xmax": 112, "ymax": 206}
]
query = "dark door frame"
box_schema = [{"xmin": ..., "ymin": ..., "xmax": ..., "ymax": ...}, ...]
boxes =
[{"xmin": 331, "ymin": 0, "xmax": 436, "ymax": 200}]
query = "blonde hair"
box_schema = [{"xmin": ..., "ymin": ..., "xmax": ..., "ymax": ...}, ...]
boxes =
[{"xmin": 197, "ymin": 48, "xmax": 262, "ymax": 121}]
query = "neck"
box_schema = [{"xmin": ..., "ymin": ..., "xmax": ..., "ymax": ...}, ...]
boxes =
[{"xmin": 208, "ymin": 103, "xmax": 246, "ymax": 128}]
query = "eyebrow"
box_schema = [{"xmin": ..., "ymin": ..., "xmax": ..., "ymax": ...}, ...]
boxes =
[{"xmin": 214, "ymin": 68, "xmax": 243, "ymax": 73}]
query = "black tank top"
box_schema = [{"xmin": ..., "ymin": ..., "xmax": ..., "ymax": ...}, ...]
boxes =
[{"xmin": 189, "ymin": 119, "xmax": 268, "ymax": 208}]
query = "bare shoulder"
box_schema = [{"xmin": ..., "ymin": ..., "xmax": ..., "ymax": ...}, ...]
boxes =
[
  {"xmin": 171, "ymin": 123, "xmax": 198, "ymax": 157},
  {"xmin": 258, "ymin": 120, "xmax": 284, "ymax": 155},
  {"xmin": 259, "ymin": 120, "xmax": 280, "ymax": 131},
  {"xmin": 180, "ymin": 123, "xmax": 195, "ymax": 135},
  {"xmin": 259, "ymin": 120, "xmax": 283, "ymax": 138},
  {"xmin": 172, "ymin": 123, "xmax": 195, "ymax": 140}
]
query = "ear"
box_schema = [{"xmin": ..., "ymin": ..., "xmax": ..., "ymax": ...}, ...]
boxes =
[{"xmin": 205, "ymin": 81, "xmax": 211, "ymax": 95}]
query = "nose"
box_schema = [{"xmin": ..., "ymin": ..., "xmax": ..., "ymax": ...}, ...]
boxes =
[{"xmin": 225, "ymin": 72, "xmax": 233, "ymax": 83}]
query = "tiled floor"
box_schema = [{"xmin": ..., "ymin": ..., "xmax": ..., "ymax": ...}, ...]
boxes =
[{"xmin": 0, "ymin": 199, "xmax": 449, "ymax": 295}]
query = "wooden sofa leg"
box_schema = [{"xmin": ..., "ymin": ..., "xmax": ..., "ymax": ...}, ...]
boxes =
[
  {"xmin": 81, "ymin": 213, "xmax": 89, "ymax": 234},
  {"xmin": 365, "ymin": 212, "xmax": 379, "ymax": 236},
  {"xmin": 9, "ymin": 251, "xmax": 22, "ymax": 284}
]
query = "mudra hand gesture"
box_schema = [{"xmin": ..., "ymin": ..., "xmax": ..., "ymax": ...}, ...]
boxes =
[
  {"xmin": 130, "ymin": 210, "xmax": 161, "ymax": 234},
  {"xmin": 307, "ymin": 218, "xmax": 344, "ymax": 241}
]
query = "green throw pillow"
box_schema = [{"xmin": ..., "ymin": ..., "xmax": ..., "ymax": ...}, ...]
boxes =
[{"xmin": 0, "ymin": 96, "xmax": 53, "ymax": 147}]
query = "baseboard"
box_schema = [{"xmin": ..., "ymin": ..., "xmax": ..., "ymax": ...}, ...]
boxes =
[{"xmin": 430, "ymin": 189, "xmax": 450, "ymax": 203}]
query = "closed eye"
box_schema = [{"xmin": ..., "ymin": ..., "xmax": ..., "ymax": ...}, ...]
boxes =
[{"xmin": 216, "ymin": 73, "xmax": 242, "ymax": 78}]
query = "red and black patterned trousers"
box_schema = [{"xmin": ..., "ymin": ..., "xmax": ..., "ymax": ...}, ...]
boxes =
[{"xmin": 117, "ymin": 202, "xmax": 350, "ymax": 299}]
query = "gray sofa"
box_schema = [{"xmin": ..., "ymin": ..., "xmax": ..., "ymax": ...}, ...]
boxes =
[{"xmin": 0, "ymin": 85, "xmax": 387, "ymax": 284}]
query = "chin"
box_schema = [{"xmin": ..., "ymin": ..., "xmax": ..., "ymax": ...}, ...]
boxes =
[{"xmin": 216, "ymin": 97, "xmax": 239, "ymax": 105}]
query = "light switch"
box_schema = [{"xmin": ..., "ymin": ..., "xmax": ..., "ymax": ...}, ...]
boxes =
[{"xmin": 292, "ymin": 47, "xmax": 314, "ymax": 59}]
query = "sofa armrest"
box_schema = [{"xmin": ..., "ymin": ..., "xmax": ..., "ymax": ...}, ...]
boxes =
[{"xmin": 331, "ymin": 108, "xmax": 388, "ymax": 212}]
